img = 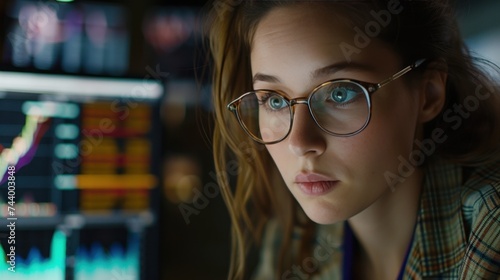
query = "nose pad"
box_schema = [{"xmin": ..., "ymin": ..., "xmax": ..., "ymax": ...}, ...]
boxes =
[{"xmin": 287, "ymin": 104, "xmax": 326, "ymax": 156}]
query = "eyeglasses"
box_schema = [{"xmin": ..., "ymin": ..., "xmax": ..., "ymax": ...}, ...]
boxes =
[{"xmin": 227, "ymin": 59, "xmax": 426, "ymax": 144}]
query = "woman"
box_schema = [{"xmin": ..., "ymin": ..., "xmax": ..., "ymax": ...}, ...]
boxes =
[{"xmin": 204, "ymin": 0, "xmax": 500, "ymax": 279}]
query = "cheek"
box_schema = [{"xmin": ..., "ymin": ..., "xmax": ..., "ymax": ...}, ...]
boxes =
[
  {"xmin": 264, "ymin": 144, "xmax": 298, "ymax": 184},
  {"xmin": 265, "ymin": 145, "xmax": 287, "ymax": 167},
  {"xmin": 348, "ymin": 90, "xmax": 420, "ymax": 170}
]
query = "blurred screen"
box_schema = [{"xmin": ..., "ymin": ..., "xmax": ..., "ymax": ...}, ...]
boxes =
[
  {"xmin": 3, "ymin": 0, "xmax": 129, "ymax": 75},
  {"xmin": 0, "ymin": 71, "xmax": 163, "ymax": 280}
]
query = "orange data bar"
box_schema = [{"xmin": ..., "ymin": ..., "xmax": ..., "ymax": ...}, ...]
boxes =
[
  {"xmin": 82, "ymin": 154, "xmax": 150, "ymax": 165},
  {"xmin": 75, "ymin": 174, "xmax": 157, "ymax": 189}
]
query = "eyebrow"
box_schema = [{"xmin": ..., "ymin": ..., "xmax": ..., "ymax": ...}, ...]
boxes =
[
  {"xmin": 252, "ymin": 73, "xmax": 281, "ymax": 84},
  {"xmin": 252, "ymin": 62, "xmax": 375, "ymax": 84}
]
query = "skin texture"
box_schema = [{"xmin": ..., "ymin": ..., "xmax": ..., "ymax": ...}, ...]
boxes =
[{"xmin": 250, "ymin": 4, "xmax": 447, "ymax": 279}]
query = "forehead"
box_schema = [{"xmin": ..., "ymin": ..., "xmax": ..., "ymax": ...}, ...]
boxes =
[
  {"xmin": 251, "ymin": 4, "xmax": 352, "ymax": 59},
  {"xmin": 250, "ymin": 4, "xmax": 399, "ymax": 82}
]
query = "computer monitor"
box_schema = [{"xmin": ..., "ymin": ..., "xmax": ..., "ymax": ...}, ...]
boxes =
[{"xmin": 0, "ymin": 71, "xmax": 163, "ymax": 280}]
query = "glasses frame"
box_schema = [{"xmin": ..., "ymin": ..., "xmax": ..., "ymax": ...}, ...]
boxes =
[{"xmin": 227, "ymin": 59, "xmax": 427, "ymax": 144}]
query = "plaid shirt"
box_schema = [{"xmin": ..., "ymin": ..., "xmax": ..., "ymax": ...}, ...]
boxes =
[{"xmin": 253, "ymin": 157, "xmax": 500, "ymax": 279}]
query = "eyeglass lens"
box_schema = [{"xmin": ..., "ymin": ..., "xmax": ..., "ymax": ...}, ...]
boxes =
[{"xmin": 236, "ymin": 81, "xmax": 370, "ymax": 143}]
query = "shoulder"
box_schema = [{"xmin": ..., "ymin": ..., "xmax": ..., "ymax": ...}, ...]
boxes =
[
  {"xmin": 407, "ymin": 158, "xmax": 499, "ymax": 278},
  {"xmin": 459, "ymin": 160, "xmax": 500, "ymax": 278},
  {"xmin": 424, "ymin": 157, "xmax": 500, "ymax": 212},
  {"xmin": 461, "ymin": 160, "xmax": 500, "ymax": 224},
  {"xmin": 252, "ymin": 219, "xmax": 309, "ymax": 279},
  {"xmin": 252, "ymin": 219, "xmax": 344, "ymax": 280}
]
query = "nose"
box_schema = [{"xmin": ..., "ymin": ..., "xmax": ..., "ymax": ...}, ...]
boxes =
[{"xmin": 287, "ymin": 104, "xmax": 326, "ymax": 157}]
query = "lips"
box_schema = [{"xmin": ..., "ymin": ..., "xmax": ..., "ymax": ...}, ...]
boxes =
[{"xmin": 295, "ymin": 173, "xmax": 338, "ymax": 196}]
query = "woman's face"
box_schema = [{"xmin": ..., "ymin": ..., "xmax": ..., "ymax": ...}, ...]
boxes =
[{"xmin": 250, "ymin": 4, "xmax": 423, "ymax": 224}]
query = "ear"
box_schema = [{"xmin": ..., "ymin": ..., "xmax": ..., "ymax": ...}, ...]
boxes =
[{"xmin": 417, "ymin": 62, "xmax": 447, "ymax": 123}]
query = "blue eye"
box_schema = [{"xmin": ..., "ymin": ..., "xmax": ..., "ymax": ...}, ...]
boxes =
[
  {"xmin": 268, "ymin": 95, "xmax": 287, "ymax": 110},
  {"xmin": 329, "ymin": 87, "xmax": 360, "ymax": 103},
  {"xmin": 258, "ymin": 93, "xmax": 288, "ymax": 111}
]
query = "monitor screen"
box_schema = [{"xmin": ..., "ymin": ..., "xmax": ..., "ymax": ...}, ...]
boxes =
[
  {"xmin": 2, "ymin": 0, "xmax": 129, "ymax": 75},
  {"xmin": 0, "ymin": 71, "xmax": 163, "ymax": 280}
]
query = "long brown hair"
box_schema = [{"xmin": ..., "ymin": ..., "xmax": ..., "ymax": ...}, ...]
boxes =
[{"xmin": 203, "ymin": 0, "xmax": 500, "ymax": 278}]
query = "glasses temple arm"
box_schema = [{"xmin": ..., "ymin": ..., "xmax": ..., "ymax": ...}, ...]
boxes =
[{"xmin": 376, "ymin": 59, "xmax": 427, "ymax": 89}]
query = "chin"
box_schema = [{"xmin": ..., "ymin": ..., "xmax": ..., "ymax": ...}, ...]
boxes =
[{"xmin": 300, "ymin": 201, "xmax": 345, "ymax": 225}]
